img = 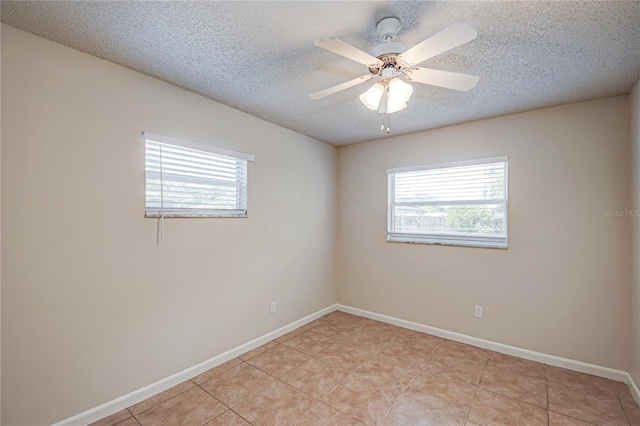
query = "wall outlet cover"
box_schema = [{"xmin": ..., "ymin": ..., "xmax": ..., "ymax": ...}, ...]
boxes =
[{"xmin": 475, "ymin": 306, "xmax": 483, "ymax": 318}]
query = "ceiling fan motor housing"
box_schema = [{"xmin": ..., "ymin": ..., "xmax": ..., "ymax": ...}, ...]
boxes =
[{"xmin": 368, "ymin": 44, "xmax": 407, "ymax": 75}]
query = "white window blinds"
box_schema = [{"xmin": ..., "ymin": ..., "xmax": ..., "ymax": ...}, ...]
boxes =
[
  {"xmin": 387, "ymin": 157, "xmax": 508, "ymax": 248},
  {"xmin": 144, "ymin": 132, "xmax": 254, "ymax": 218}
]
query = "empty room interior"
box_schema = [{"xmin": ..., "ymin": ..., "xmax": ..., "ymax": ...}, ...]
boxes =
[{"xmin": 2, "ymin": 1, "xmax": 640, "ymax": 425}]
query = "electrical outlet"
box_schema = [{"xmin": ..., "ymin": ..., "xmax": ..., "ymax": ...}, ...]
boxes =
[
  {"xmin": 475, "ymin": 305, "xmax": 483, "ymax": 318},
  {"xmin": 270, "ymin": 302, "xmax": 276, "ymax": 314}
]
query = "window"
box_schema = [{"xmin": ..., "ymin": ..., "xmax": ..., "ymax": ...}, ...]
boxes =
[
  {"xmin": 387, "ymin": 157, "xmax": 508, "ymax": 248},
  {"xmin": 143, "ymin": 132, "xmax": 254, "ymax": 218}
]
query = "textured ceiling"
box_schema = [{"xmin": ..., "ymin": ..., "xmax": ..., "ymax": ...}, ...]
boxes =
[{"xmin": 2, "ymin": 1, "xmax": 639, "ymax": 146}]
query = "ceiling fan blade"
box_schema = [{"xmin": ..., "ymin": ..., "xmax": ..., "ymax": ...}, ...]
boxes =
[
  {"xmin": 309, "ymin": 75, "xmax": 374, "ymax": 100},
  {"xmin": 314, "ymin": 38, "xmax": 384, "ymax": 68},
  {"xmin": 397, "ymin": 22, "xmax": 477, "ymax": 67},
  {"xmin": 404, "ymin": 67, "xmax": 479, "ymax": 91}
]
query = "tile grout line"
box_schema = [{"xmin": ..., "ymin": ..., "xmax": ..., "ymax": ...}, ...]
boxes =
[
  {"xmin": 125, "ymin": 381, "xmax": 198, "ymax": 419},
  {"xmin": 547, "ymin": 410, "xmax": 599, "ymax": 426},
  {"xmin": 196, "ymin": 385, "xmax": 233, "ymax": 425},
  {"xmin": 465, "ymin": 350, "xmax": 491, "ymax": 425},
  {"xmin": 377, "ymin": 351, "xmax": 433, "ymax": 425},
  {"xmin": 229, "ymin": 407, "xmax": 255, "ymax": 426},
  {"xmin": 619, "ymin": 397, "xmax": 633, "ymax": 426},
  {"xmin": 478, "ymin": 388, "xmax": 553, "ymax": 412},
  {"xmin": 124, "ymin": 407, "xmax": 142, "ymax": 426},
  {"xmin": 125, "ymin": 407, "xmax": 135, "ymax": 418}
]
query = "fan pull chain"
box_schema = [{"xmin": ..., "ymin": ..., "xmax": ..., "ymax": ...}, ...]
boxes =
[{"xmin": 380, "ymin": 112, "xmax": 391, "ymax": 133}]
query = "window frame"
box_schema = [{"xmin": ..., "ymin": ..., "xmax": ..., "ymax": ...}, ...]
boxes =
[
  {"xmin": 143, "ymin": 132, "xmax": 255, "ymax": 218},
  {"xmin": 386, "ymin": 156, "xmax": 509, "ymax": 249}
]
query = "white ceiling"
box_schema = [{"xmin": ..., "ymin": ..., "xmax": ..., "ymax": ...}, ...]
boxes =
[{"xmin": 2, "ymin": 1, "xmax": 639, "ymax": 146}]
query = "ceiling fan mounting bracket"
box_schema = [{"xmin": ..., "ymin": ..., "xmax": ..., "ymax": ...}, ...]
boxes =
[{"xmin": 376, "ymin": 17, "xmax": 402, "ymax": 42}]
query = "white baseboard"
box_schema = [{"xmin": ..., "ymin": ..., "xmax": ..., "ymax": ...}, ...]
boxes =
[
  {"xmin": 52, "ymin": 304, "xmax": 338, "ymax": 426},
  {"xmin": 337, "ymin": 304, "xmax": 640, "ymax": 402},
  {"xmin": 54, "ymin": 302, "xmax": 640, "ymax": 425}
]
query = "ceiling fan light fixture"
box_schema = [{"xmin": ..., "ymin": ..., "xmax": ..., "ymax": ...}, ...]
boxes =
[
  {"xmin": 359, "ymin": 82, "xmax": 385, "ymax": 110},
  {"xmin": 387, "ymin": 100, "xmax": 408, "ymax": 114},
  {"xmin": 387, "ymin": 77, "xmax": 413, "ymax": 113},
  {"xmin": 359, "ymin": 77, "xmax": 413, "ymax": 113}
]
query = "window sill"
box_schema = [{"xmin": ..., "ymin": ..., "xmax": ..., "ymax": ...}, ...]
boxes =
[
  {"xmin": 387, "ymin": 234, "xmax": 507, "ymax": 249},
  {"xmin": 145, "ymin": 213, "xmax": 247, "ymax": 218}
]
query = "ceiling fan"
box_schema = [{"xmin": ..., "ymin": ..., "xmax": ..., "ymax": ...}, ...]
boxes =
[{"xmin": 310, "ymin": 17, "xmax": 479, "ymax": 132}]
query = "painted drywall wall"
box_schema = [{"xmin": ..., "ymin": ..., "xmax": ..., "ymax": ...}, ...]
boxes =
[
  {"xmin": 338, "ymin": 97, "xmax": 631, "ymax": 371},
  {"xmin": 1, "ymin": 25, "xmax": 338, "ymax": 425},
  {"xmin": 0, "ymin": 22, "xmax": 3, "ymax": 425},
  {"xmin": 631, "ymin": 79, "xmax": 640, "ymax": 387}
]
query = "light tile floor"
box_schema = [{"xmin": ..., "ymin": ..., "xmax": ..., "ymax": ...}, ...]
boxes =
[{"xmin": 91, "ymin": 311, "xmax": 640, "ymax": 426}]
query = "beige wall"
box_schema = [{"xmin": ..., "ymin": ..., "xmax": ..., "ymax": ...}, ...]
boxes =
[
  {"xmin": 0, "ymin": 21, "xmax": 3, "ymax": 425},
  {"xmin": 338, "ymin": 97, "xmax": 632, "ymax": 371},
  {"xmin": 1, "ymin": 25, "xmax": 338, "ymax": 425},
  {"xmin": 631, "ymin": 79, "xmax": 640, "ymax": 387}
]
